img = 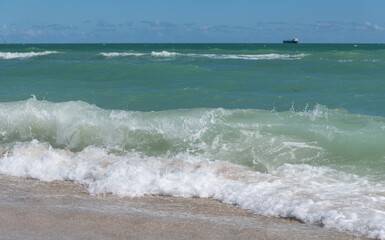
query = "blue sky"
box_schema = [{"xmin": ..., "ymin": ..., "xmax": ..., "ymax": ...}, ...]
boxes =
[{"xmin": 0, "ymin": 0, "xmax": 384, "ymax": 43}]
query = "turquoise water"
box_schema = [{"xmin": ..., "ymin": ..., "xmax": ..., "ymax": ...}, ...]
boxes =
[
  {"xmin": 1, "ymin": 44, "xmax": 384, "ymax": 115},
  {"xmin": 1, "ymin": 44, "xmax": 385, "ymax": 238}
]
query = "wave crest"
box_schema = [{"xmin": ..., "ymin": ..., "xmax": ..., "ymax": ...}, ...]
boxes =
[
  {"xmin": 0, "ymin": 51, "xmax": 59, "ymax": 59},
  {"xmin": 99, "ymin": 51, "xmax": 308, "ymax": 60},
  {"xmin": 151, "ymin": 51, "xmax": 179, "ymax": 57},
  {"xmin": 1, "ymin": 99, "xmax": 385, "ymax": 238},
  {"xmin": 100, "ymin": 52, "xmax": 146, "ymax": 57},
  {"xmin": 190, "ymin": 53, "xmax": 308, "ymax": 60}
]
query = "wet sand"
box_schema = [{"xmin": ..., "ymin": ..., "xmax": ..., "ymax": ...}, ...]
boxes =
[{"xmin": 0, "ymin": 175, "xmax": 363, "ymax": 240}]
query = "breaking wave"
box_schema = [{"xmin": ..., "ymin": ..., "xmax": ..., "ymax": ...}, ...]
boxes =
[
  {"xmin": 100, "ymin": 52, "xmax": 146, "ymax": 57},
  {"xmin": 0, "ymin": 98, "xmax": 385, "ymax": 239},
  {"xmin": 0, "ymin": 51, "xmax": 59, "ymax": 59},
  {"xmin": 100, "ymin": 51, "xmax": 308, "ymax": 60},
  {"xmin": 188, "ymin": 53, "xmax": 308, "ymax": 60},
  {"xmin": 151, "ymin": 51, "xmax": 179, "ymax": 57}
]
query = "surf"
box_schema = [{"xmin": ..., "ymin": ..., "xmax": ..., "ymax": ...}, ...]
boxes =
[
  {"xmin": 99, "ymin": 51, "xmax": 308, "ymax": 60},
  {"xmin": 0, "ymin": 51, "xmax": 59, "ymax": 59},
  {"xmin": 1, "ymin": 98, "xmax": 385, "ymax": 238}
]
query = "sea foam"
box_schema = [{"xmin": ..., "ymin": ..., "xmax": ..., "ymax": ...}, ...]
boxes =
[
  {"xmin": 99, "ymin": 51, "xmax": 307, "ymax": 60},
  {"xmin": 100, "ymin": 52, "xmax": 146, "ymax": 57},
  {"xmin": 187, "ymin": 53, "xmax": 307, "ymax": 60},
  {"xmin": 0, "ymin": 51, "xmax": 59, "ymax": 59},
  {"xmin": 151, "ymin": 51, "xmax": 179, "ymax": 57},
  {"xmin": 1, "ymin": 140, "xmax": 385, "ymax": 239},
  {"xmin": 1, "ymin": 98, "xmax": 385, "ymax": 239}
]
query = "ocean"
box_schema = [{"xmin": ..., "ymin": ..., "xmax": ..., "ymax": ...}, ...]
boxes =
[{"xmin": 1, "ymin": 43, "xmax": 384, "ymax": 239}]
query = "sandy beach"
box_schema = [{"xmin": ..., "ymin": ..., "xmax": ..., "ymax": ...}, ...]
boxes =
[{"xmin": 0, "ymin": 175, "xmax": 363, "ymax": 240}]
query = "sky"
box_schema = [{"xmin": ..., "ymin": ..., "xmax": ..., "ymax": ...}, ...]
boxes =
[{"xmin": 0, "ymin": 0, "xmax": 384, "ymax": 43}]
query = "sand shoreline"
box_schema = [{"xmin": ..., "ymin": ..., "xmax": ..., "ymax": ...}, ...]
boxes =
[{"xmin": 0, "ymin": 175, "xmax": 363, "ymax": 240}]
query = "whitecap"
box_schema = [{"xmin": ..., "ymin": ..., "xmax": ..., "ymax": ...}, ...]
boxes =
[
  {"xmin": 187, "ymin": 53, "xmax": 308, "ymax": 60},
  {"xmin": 0, "ymin": 51, "xmax": 59, "ymax": 59},
  {"xmin": 98, "ymin": 51, "xmax": 307, "ymax": 60},
  {"xmin": 100, "ymin": 52, "xmax": 146, "ymax": 57},
  {"xmin": 151, "ymin": 51, "xmax": 179, "ymax": 57}
]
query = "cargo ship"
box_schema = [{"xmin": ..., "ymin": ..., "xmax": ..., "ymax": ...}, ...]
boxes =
[{"xmin": 283, "ymin": 37, "xmax": 298, "ymax": 44}]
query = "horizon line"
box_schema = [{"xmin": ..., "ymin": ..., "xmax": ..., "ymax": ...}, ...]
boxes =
[{"xmin": 1, "ymin": 42, "xmax": 384, "ymax": 44}]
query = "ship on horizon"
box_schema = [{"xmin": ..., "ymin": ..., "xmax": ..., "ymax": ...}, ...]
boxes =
[{"xmin": 283, "ymin": 37, "xmax": 298, "ymax": 44}]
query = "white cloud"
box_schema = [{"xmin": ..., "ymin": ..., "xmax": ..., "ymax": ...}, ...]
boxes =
[
  {"xmin": 373, "ymin": 24, "xmax": 385, "ymax": 31},
  {"xmin": 362, "ymin": 21, "xmax": 384, "ymax": 31},
  {"xmin": 20, "ymin": 29, "xmax": 42, "ymax": 36}
]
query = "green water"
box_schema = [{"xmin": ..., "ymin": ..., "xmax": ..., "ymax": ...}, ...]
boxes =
[
  {"xmin": 1, "ymin": 44, "xmax": 384, "ymax": 115},
  {"xmin": 1, "ymin": 43, "xmax": 385, "ymax": 176},
  {"xmin": 1, "ymin": 44, "xmax": 385, "ymax": 238}
]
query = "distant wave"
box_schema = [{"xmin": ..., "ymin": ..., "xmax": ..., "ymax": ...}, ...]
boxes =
[
  {"xmin": 337, "ymin": 59, "xmax": 354, "ymax": 63},
  {"xmin": 187, "ymin": 53, "xmax": 308, "ymax": 60},
  {"xmin": 151, "ymin": 51, "xmax": 179, "ymax": 57},
  {"xmin": 0, "ymin": 51, "xmax": 59, "ymax": 59},
  {"xmin": 100, "ymin": 52, "xmax": 146, "ymax": 57},
  {"xmin": 100, "ymin": 51, "xmax": 308, "ymax": 60}
]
